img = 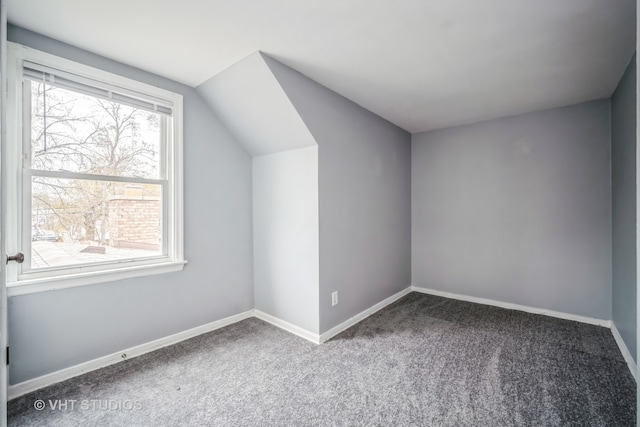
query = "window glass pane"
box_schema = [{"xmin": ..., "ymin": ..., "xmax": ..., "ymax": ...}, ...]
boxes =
[
  {"xmin": 28, "ymin": 81, "xmax": 162, "ymax": 179},
  {"xmin": 31, "ymin": 177, "xmax": 163, "ymax": 269}
]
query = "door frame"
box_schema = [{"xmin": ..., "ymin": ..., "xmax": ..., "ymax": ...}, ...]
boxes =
[{"xmin": 1, "ymin": 0, "xmax": 10, "ymax": 424}]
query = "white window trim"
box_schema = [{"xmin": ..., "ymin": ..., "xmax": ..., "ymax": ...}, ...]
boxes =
[{"xmin": 6, "ymin": 42, "xmax": 185, "ymax": 296}]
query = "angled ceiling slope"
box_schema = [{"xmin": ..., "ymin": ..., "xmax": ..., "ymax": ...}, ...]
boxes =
[
  {"xmin": 8, "ymin": 1, "xmax": 636, "ymax": 134},
  {"xmin": 196, "ymin": 52, "xmax": 316, "ymax": 157}
]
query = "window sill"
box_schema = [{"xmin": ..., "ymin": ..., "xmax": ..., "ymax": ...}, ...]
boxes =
[{"xmin": 7, "ymin": 260, "xmax": 187, "ymax": 296}]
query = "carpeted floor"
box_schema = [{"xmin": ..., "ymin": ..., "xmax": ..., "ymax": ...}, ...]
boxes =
[{"xmin": 7, "ymin": 292, "xmax": 637, "ymax": 426}]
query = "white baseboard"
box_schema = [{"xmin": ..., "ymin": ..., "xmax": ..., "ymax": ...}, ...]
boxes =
[
  {"xmin": 319, "ymin": 286, "xmax": 412, "ymax": 343},
  {"xmin": 10, "ymin": 289, "xmax": 413, "ymax": 399},
  {"xmin": 610, "ymin": 323, "xmax": 637, "ymax": 380},
  {"xmin": 411, "ymin": 285, "xmax": 611, "ymax": 327},
  {"xmin": 253, "ymin": 310, "xmax": 320, "ymax": 344},
  {"xmin": 411, "ymin": 286, "xmax": 639, "ymax": 380},
  {"xmin": 253, "ymin": 286, "xmax": 412, "ymax": 344},
  {"xmin": 9, "ymin": 285, "xmax": 631, "ymax": 399},
  {"xmin": 8, "ymin": 310, "xmax": 254, "ymax": 400}
]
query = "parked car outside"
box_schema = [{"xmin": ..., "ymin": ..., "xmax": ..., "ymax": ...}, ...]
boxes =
[{"xmin": 32, "ymin": 228, "xmax": 59, "ymax": 242}]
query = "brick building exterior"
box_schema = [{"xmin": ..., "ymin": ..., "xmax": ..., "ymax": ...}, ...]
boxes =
[{"xmin": 108, "ymin": 186, "xmax": 161, "ymax": 251}]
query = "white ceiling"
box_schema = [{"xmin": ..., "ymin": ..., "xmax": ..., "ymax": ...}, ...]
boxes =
[{"xmin": 8, "ymin": 0, "xmax": 636, "ymax": 133}]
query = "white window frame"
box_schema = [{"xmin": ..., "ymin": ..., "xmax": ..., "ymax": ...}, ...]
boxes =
[{"xmin": 6, "ymin": 43, "xmax": 185, "ymax": 296}]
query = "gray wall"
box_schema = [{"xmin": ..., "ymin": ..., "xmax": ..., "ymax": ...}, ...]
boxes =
[
  {"xmin": 8, "ymin": 26, "xmax": 254, "ymax": 384},
  {"xmin": 253, "ymin": 147, "xmax": 319, "ymax": 333},
  {"xmin": 412, "ymin": 100, "xmax": 612, "ymax": 320},
  {"xmin": 612, "ymin": 54, "xmax": 637, "ymax": 362},
  {"xmin": 263, "ymin": 56, "xmax": 412, "ymax": 334}
]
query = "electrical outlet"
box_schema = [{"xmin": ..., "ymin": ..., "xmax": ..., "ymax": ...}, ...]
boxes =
[{"xmin": 332, "ymin": 291, "xmax": 338, "ymax": 306}]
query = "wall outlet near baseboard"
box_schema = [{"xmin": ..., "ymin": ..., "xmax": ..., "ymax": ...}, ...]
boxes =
[{"xmin": 332, "ymin": 291, "xmax": 338, "ymax": 306}]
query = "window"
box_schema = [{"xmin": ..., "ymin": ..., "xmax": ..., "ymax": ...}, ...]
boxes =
[{"xmin": 6, "ymin": 43, "xmax": 185, "ymax": 295}]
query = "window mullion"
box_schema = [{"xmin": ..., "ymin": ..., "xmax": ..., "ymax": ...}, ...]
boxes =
[
  {"xmin": 19, "ymin": 80, "xmax": 32, "ymax": 275},
  {"xmin": 160, "ymin": 115, "xmax": 169, "ymax": 257},
  {"xmin": 25, "ymin": 169, "xmax": 167, "ymax": 186}
]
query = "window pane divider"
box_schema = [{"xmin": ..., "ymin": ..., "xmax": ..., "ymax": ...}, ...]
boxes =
[{"xmin": 24, "ymin": 169, "xmax": 167, "ymax": 185}]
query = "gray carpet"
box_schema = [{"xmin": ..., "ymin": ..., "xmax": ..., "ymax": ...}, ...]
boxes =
[{"xmin": 7, "ymin": 292, "xmax": 636, "ymax": 426}]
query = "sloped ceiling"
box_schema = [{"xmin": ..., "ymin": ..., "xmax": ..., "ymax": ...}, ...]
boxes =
[
  {"xmin": 197, "ymin": 52, "xmax": 317, "ymax": 157},
  {"xmin": 7, "ymin": 0, "xmax": 636, "ymax": 133}
]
